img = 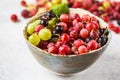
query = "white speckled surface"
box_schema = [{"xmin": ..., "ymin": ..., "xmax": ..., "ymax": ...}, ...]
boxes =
[{"xmin": 0, "ymin": 0, "xmax": 120, "ymax": 80}]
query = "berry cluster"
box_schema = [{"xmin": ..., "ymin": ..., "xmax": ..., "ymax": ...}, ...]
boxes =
[
  {"xmin": 26, "ymin": 11, "xmax": 109, "ymax": 55},
  {"xmin": 108, "ymin": 23, "xmax": 120, "ymax": 34},
  {"xmin": 10, "ymin": 0, "xmax": 120, "ymax": 34}
]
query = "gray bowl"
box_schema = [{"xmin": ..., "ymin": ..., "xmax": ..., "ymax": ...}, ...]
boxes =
[{"xmin": 23, "ymin": 8, "xmax": 111, "ymax": 75}]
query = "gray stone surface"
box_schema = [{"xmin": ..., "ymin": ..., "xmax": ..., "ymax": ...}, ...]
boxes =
[{"xmin": 0, "ymin": 0, "xmax": 120, "ymax": 80}]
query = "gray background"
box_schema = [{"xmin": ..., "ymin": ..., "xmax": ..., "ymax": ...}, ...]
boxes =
[{"xmin": 0, "ymin": 0, "xmax": 120, "ymax": 80}]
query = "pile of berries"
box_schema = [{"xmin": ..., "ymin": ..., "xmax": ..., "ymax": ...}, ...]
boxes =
[
  {"xmin": 10, "ymin": 0, "xmax": 120, "ymax": 34},
  {"xmin": 26, "ymin": 11, "xmax": 109, "ymax": 55},
  {"xmin": 69, "ymin": 0, "xmax": 120, "ymax": 34}
]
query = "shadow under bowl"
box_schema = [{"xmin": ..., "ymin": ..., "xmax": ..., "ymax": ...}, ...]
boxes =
[{"xmin": 23, "ymin": 8, "xmax": 111, "ymax": 75}]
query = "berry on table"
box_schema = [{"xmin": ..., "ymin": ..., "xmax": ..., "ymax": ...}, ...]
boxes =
[
  {"xmin": 21, "ymin": 0, "xmax": 27, "ymax": 7},
  {"xmin": 103, "ymin": 1, "xmax": 110, "ymax": 9},
  {"xmin": 21, "ymin": 9, "xmax": 30, "ymax": 18},
  {"xmin": 113, "ymin": 27, "xmax": 120, "ymax": 34},
  {"xmin": 108, "ymin": 23, "xmax": 115, "ymax": 31},
  {"xmin": 82, "ymin": 0, "xmax": 93, "ymax": 9},
  {"xmin": 72, "ymin": 1, "xmax": 82, "ymax": 8},
  {"xmin": 29, "ymin": 8, "xmax": 38, "ymax": 17},
  {"xmin": 51, "ymin": 0, "xmax": 61, "ymax": 5},
  {"xmin": 11, "ymin": 14, "xmax": 18, "ymax": 22}
]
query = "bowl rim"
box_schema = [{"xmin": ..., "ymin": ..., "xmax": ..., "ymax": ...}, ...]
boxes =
[{"xmin": 23, "ymin": 8, "xmax": 112, "ymax": 57}]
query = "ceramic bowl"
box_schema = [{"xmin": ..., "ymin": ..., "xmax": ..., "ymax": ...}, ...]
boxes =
[{"xmin": 23, "ymin": 8, "xmax": 111, "ymax": 75}]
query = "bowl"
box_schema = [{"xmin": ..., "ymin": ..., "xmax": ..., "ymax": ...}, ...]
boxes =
[{"xmin": 23, "ymin": 8, "xmax": 111, "ymax": 75}]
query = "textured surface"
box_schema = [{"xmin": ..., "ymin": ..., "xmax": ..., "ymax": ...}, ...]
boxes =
[{"xmin": 0, "ymin": 0, "xmax": 120, "ymax": 80}]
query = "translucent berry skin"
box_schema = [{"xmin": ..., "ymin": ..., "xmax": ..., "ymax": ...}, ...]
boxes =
[
  {"xmin": 59, "ymin": 45, "xmax": 71, "ymax": 55},
  {"xmin": 108, "ymin": 23, "xmax": 115, "ymax": 30},
  {"xmin": 58, "ymin": 22, "xmax": 68, "ymax": 32},
  {"xmin": 29, "ymin": 8, "xmax": 38, "ymax": 17},
  {"xmin": 85, "ymin": 22, "xmax": 95, "ymax": 31},
  {"xmin": 21, "ymin": 9, "xmax": 30, "ymax": 18},
  {"xmin": 82, "ymin": 15, "xmax": 91, "ymax": 22},
  {"xmin": 71, "ymin": 13, "xmax": 81, "ymax": 21},
  {"xmin": 11, "ymin": 14, "xmax": 18, "ymax": 22},
  {"xmin": 113, "ymin": 27, "xmax": 120, "ymax": 34},
  {"xmin": 34, "ymin": 20, "xmax": 41, "ymax": 26},
  {"xmin": 48, "ymin": 46, "xmax": 58, "ymax": 54},
  {"xmin": 89, "ymin": 30, "xmax": 99, "ymax": 39},
  {"xmin": 55, "ymin": 41, "xmax": 62, "ymax": 48},
  {"xmin": 38, "ymin": 41, "xmax": 48, "ymax": 49},
  {"xmin": 27, "ymin": 23, "xmax": 36, "ymax": 35},
  {"xmin": 78, "ymin": 45, "xmax": 87, "ymax": 54},
  {"xmin": 72, "ymin": 1, "xmax": 82, "ymax": 8},
  {"xmin": 73, "ymin": 22, "xmax": 82, "ymax": 32},
  {"xmin": 72, "ymin": 19, "xmax": 78, "ymax": 26},
  {"xmin": 80, "ymin": 28, "xmax": 89, "ymax": 39},
  {"xmin": 60, "ymin": 33, "xmax": 70, "ymax": 43},
  {"xmin": 27, "ymin": 20, "xmax": 40, "ymax": 34},
  {"xmin": 35, "ymin": 25, "xmax": 44, "ymax": 32},
  {"xmin": 82, "ymin": 0, "xmax": 93, "ymax": 9},
  {"xmin": 87, "ymin": 40, "xmax": 99, "ymax": 50},
  {"xmin": 28, "ymin": 33, "xmax": 40, "ymax": 46},
  {"xmin": 69, "ymin": 30, "xmax": 78, "ymax": 39},
  {"xmin": 73, "ymin": 39, "xmax": 84, "ymax": 48},
  {"xmin": 38, "ymin": 28, "xmax": 52, "ymax": 41},
  {"xmin": 21, "ymin": 0, "xmax": 27, "ymax": 7},
  {"xmin": 92, "ymin": 21, "xmax": 99, "ymax": 29},
  {"xmin": 47, "ymin": 42, "xmax": 55, "ymax": 48},
  {"xmin": 60, "ymin": 14, "xmax": 69, "ymax": 23}
]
